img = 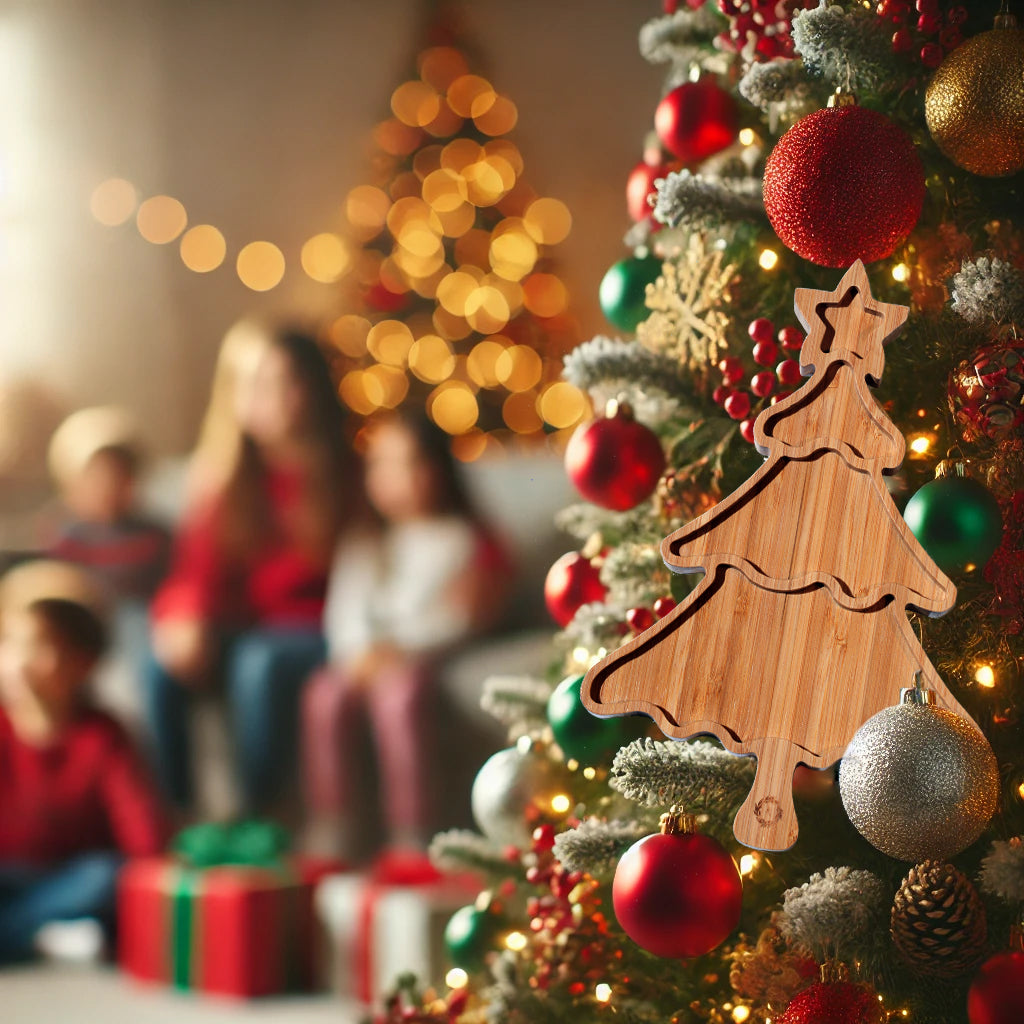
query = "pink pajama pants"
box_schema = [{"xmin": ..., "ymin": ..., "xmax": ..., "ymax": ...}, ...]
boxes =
[{"xmin": 302, "ymin": 661, "xmax": 434, "ymax": 835}]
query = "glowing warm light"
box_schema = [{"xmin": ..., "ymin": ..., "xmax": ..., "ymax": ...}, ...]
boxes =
[
  {"xmin": 236, "ymin": 241, "xmax": 285, "ymax": 291},
  {"xmin": 583, "ymin": 766, "xmax": 597, "ymax": 780},
  {"xmin": 437, "ymin": 271, "xmax": 479, "ymax": 316},
  {"xmin": 340, "ymin": 370, "xmax": 377, "ymax": 415},
  {"xmin": 759, "ymin": 248, "xmax": 779, "ymax": 271},
  {"xmin": 573, "ymin": 646, "xmax": 590, "ymax": 663},
  {"xmin": 1017, "ymin": 781, "xmax": 1024, "ymax": 799},
  {"xmin": 451, "ymin": 429, "xmax": 490, "ymax": 463},
  {"xmin": 440, "ymin": 138, "xmax": 484, "ymax": 174},
  {"xmin": 732, "ymin": 1007, "xmax": 751, "ymax": 1023},
  {"xmin": 475, "ymin": 94, "xmax": 518, "ymax": 135},
  {"xmin": 447, "ymin": 74, "xmax": 496, "ymax": 118},
  {"xmin": 464, "ymin": 160, "xmax": 509, "ymax": 206},
  {"xmin": 329, "ymin": 315, "xmax": 372, "ymax": 358},
  {"xmin": 909, "ymin": 434, "xmax": 932, "ymax": 455},
  {"xmin": 738, "ymin": 128, "xmax": 756, "ymax": 146},
  {"xmin": 392, "ymin": 80, "xmax": 442, "ymax": 128},
  {"xmin": 467, "ymin": 339, "xmax": 508, "ymax": 388},
  {"xmin": 433, "ymin": 307, "xmax": 472, "ymax": 342},
  {"xmin": 892, "ymin": 262, "xmax": 910, "ymax": 283},
  {"xmin": 435, "ymin": 202, "xmax": 477, "ymax": 238},
  {"xmin": 445, "ymin": 968, "xmax": 468, "ymax": 989},
  {"xmin": 373, "ymin": 118, "xmax": 423, "ymax": 157},
  {"xmin": 367, "ymin": 320, "xmax": 415, "ymax": 366},
  {"xmin": 90, "ymin": 177, "xmax": 137, "ymax": 226},
  {"xmin": 550, "ymin": 793, "xmax": 572, "ymax": 814},
  {"xmin": 423, "ymin": 168, "xmax": 469, "ymax": 212},
  {"xmin": 975, "ymin": 664, "xmax": 996, "ymax": 688},
  {"xmin": 464, "ymin": 286, "xmax": 511, "ymax": 333},
  {"xmin": 179, "ymin": 225, "xmax": 226, "ymax": 273},
  {"xmin": 523, "ymin": 273, "xmax": 569, "ymax": 317},
  {"xmin": 503, "ymin": 391, "xmax": 543, "ymax": 433},
  {"xmin": 496, "ymin": 345, "xmax": 543, "ymax": 392},
  {"xmin": 409, "ymin": 334, "xmax": 456, "ymax": 383},
  {"xmin": 301, "ymin": 232, "xmax": 349, "ymax": 283},
  {"xmin": 490, "ymin": 230, "xmax": 538, "ymax": 280},
  {"xmin": 418, "ymin": 46, "xmax": 470, "ymax": 91},
  {"xmin": 540, "ymin": 382, "xmax": 588, "ymax": 429},
  {"xmin": 486, "ymin": 139, "xmax": 524, "ymax": 177},
  {"xmin": 524, "ymin": 198, "xmax": 572, "ymax": 245},
  {"xmin": 431, "ymin": 383, "xmax": 479, "ymax": 434},
  {"xmin": 136, "ymin": 195, "xmax": 187, "ymax": 244},
  {"xmin": 739, "ymin": 854, "xmax": 758, "ymax": 876},
  {"xmin": 504, "ymin": 931, "xmax": 528, "ymax": 952},
  {"xmin": 595, "ymin": 983, "xmax": 612, "ymax": 1003}
]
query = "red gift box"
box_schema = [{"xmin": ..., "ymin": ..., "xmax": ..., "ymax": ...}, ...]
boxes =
[{"xmin": 118, "ymin": 856, "xmax": 336, "ymax": 998}]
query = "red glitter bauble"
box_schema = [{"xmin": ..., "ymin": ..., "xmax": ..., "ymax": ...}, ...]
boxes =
[
  {"xmin": 779, "ymin": 980, "xmax": 884, "ymax": 1024},
  {"xmin": 544, "ymin": 552, "xmax": 607, "ymax": 628},
  {"xmin": 612, "ymin": 825, "xmax": 742, "ymax": 958},
  {"xmin": 565, "ymin": 406, "xmax": 666, "ymax": 511},
  {"xmin": 968, "ymin": 952, "xmax": 1024, "ymax": 1024},
  {"xmin": 654, "ymin": 79, "xmax": 738, "ymax": 165},
  {"xmin": 763, "ymin": 104, "xmax": 925, "ymax": 267}
]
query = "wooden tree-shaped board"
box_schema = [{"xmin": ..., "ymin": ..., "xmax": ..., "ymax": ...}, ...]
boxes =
[{"xmin": 582, "ymin": 261, "xmax": 979, "ymax": 852}]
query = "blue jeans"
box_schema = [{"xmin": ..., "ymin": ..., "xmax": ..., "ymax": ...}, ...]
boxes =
[
  {"xmin": 141, "ymin": 628, "xmax": 325, "ymax": 813},
  {"xmin": 0, "ymin": 852, "xmax": 122, "ymax": 964}
]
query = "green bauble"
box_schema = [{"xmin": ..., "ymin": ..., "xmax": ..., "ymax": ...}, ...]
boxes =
[
  {"xmin": 547, "ymin": 674, "xmax": 647, "ymax": 765},
  {"xmin": 444, "ymin": 904, "xmax": 503, "ymax": 972},
  {"xmin": 903, "ymin": 474, "xmax": 1003, "ymax": 575},
  {"xmin": 598, "ymin": 256, "xmax": 662, "ymax": 332}
]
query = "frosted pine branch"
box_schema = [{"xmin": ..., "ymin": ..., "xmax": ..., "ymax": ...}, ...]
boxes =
[
  {"xmin": 610, "ymin": 737, "xmax": 755, "ymax": 810},
  {"xmin": 778, "ymin": 866, "xmax": 888, "ymax": 963},
  {"xmin": 791, "ymin": 3, "xmax": 898, "ymax": 93},
  {"xmin": 638, "ymin": 9, "xmax": 724, "ymax": 66},
  {"xmin": 601, "ymin": 542, "xmax": 672, "ymax": 608},
  {"xmin": 980, "ymin": 837, "xmax": 1024, "ymax": 903},
  {"xmin": 553, "ymin": 818, "xmax": 651, "ymax": 875},
  {"xmin": 480, "ymin": 675, "xmax": 552, "ymax": 736},
  {"xmin": 559, "ymin": 600, "xmax": 628, "ymax": 654},
  {"xmin": 429, "ymin": 829, "xmax": 514, "ymax": 876},
  {"xmin": 738, "ymin": 58, "xmax": 814, "ymax": 112},
  {"xmin": 562, "ymin": 336, "xmax": 690, "ymax": 399},
  {"xmin": 652, "ymin": 170, "xmax": 765, "ymax": 230},
  {"xmin": 951, "ymin": 257, "xmax": 1024, "ymax": 325}
]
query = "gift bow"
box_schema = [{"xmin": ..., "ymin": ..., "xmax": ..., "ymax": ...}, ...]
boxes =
[{"xmin": 172, "ymin": 820, "xmax": 291, "ymax": 868}]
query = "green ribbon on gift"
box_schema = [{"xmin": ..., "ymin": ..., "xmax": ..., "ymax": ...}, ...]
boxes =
[
  {"xmin": 168, "ymin": 820, "xmax": 294, "ymax": 990},
  {"xmin": 172, "ymin": 819, "xmax": 291, "ymax": 868}
]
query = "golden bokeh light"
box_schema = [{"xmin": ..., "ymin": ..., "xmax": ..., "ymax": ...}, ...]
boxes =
[
  {"xmin": 373, "ymin": 118, "xmax": 423, "ymax": 157},
  {"xmin": 432, "ymin": 306, "xmax": 472, "ymax": 341},
  {"xmin": 431, "ymin": 382, "xmax": 479, "ymax": 434},
  {"xmin": 496, "ymin": 345, "xmax": 543, "ymax": 392},
  {"xmin": 465, "ymin": 285, "xmax": 511, "ymax": 334},
  {"xmin": 136, "ymin": 195, "xmax": 187, "ymax": 244},
  {"xmin": 364, "ymin": 364, "xmax": 409, "ymax": 409},
  {"xmin": 422, "ymin": 168, "xmax": 469, "ymax": 212},
  {"xmin": 487, "ymin": 274, "xmax": 524, "ymax": 316},
  {"xmin": 758, "ymin": 248, "xmax": 779, "ymax": 270},
  {"xmin": 345, "ymin": 185, "xmax": 391, "ymax": 241},
  {"xmin": 447, "ymin": 74, "xmax": 496, "ymax": 118},
  {"xmin": 503, "ymin": 391, "xmax": 542, "ymax": 433},
  {"xmin": 435, "ymin": 202, "xmax": 477, "ymax": 238},
  {"xmin": 452, "ymin": 429, "xmax": 500, "ymax": 463},
  {"xmin": 90, "ymin": 178, "xmax": 137, "ymax": 226},
  {"xmin": 490, "ymin": 230, "xmax": 538, "ymax": 281},
  {"xmin": 407, "ymin": 264, "xmax": 448, "ymax": 299},
  {"xmin": 413, "ymin": 145, "xmax": 444, "ymax": 181},
  {"xmin": 975, "ymin": 664, "xmax": 996, "ymax": 688},
  {"xmin": 409, "ymin": 334, "xmax": 456, "ymax": 382},
  {"xmin": 397, "ymin": 222, "xmax": 443, "ymax": 259},
  {"xmin": 391, "ymin": 80, "xmax": 442, "ymax": 128},
  {"xmin": 390, "ymin": 170, "xmax": 423, "ymax": 201},
  {"xmin": 444, "ymin": 967, "xmax": 469, "ymax": 990},
  {"xmin": 524, "ymin": 198, "xmax": 572, "ymax": 245},
  {"xmin": 474, "ymin": 94, "xmax": 518, "ymax": 135},
  {"xmin": 418, "ymin": 46, "xmax": 470, "ymax": 91},
  {"xmin": 386, "ymin": 196, "xmax": 441, "ymax": 236},
  {"xmin": 467, "ymin": 337, "xmax": 511, "ymax": 388},
  {"xmin": 485, "ymin": 139, "xmax": 524, "ymax": 177},
  {"xmin": 523, "ymin": 273, "xmax": 569, "ymax": 317},
  {"xmin": 463, "ymin": 160, "xmax": 509, "ymax": 206},
  {"xmin": 436, "ymin": 270, "xmax": 480, "ymax": 316},
  {"xmin": 301, "ymin": 232, "xmax": 350, "ymax": 283},
  {"xmin": 236, "ymin": 241, "xmax": 285, "ymax": 291},
  {"xmin": 423, "ymin": 103, "xmax": 464, "ymax": 139},
  {"xmin": 440, "ymin": 139, "xmax": 484, "ymax": 174},
  {"xmin": 329, "ymin": 315, "xmax": 372, "ymax": 358},
  {"xmin": 367, "ymin": 320, "xmax": 415, "ymax": 366},
  {"xmin": 539, "ymin": 382, "xmax": 588, "ymax": 428},
  {"xmin": 595, "ymin": 983, "xmax": 612, "ymax": 1003},
  {"xmin": 339, "ymin": 370, "xmax": 377, "ymax": 415},
  {"xmin": 179, "ymin": 224, "xmax": 226, "ymax": 273}
]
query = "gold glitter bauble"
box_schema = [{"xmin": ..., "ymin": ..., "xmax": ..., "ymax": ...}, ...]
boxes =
[
  {"xmin": 925, "ymin": 18, "xmax": 1024, "ymax": 178},
  {"xmin": 838, "ymin": 701, "xmax": 999, "ymax": 862}
]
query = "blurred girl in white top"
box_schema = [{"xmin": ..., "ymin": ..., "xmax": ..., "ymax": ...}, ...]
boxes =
[{"xmin": 302, "ymin": 411, "xmax": 507, "ymax": 863}]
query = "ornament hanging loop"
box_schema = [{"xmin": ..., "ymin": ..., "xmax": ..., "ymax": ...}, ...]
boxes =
[{"xmin": 659, "ymin": 807, "xmax": 696, "ymax": 836}]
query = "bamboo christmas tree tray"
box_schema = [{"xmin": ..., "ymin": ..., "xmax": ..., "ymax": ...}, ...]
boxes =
[{"xmin": 582, "ymin": 261, "xmax": 978, "ymax": 852}]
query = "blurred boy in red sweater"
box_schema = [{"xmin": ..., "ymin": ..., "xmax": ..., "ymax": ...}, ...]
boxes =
[{"xmin": 0, "ymin": 562, "xmax": 165, "ymax": 963}]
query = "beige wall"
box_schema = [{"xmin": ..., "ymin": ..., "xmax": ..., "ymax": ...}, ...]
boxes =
[{"xmin": 0, "ymin": 0, "xmax": 663, "ymax": 454}]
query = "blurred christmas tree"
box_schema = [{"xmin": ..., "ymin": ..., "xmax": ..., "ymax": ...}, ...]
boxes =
[
  {"xmin": 330, "ymin": 1, "xmax": 586, "ymax": 458},
  {"xmin": 378, "ymin": 2, "xmax": 1024, "ymax": 1023}
]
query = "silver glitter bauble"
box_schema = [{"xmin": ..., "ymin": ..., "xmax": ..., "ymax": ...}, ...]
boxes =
[
  {"xmin": 471, "ymin": 740, "xmax": 571, "ymax": 848},
  {"xmin": 839, "ymin": 701, "xmax": 999, "ymax": 862}
]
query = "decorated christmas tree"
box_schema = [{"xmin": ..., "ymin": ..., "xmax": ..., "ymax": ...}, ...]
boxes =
[
  {"xmin": 331, "ymin": 3, "xmax": 585, "ymax": 456},
  {"xmin": 378, "ymin": 3, "xmax": 1024, "ymax": 1023}
]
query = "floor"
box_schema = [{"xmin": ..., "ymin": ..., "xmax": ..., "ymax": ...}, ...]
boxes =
[{"xmin": 0, "ymin": 965, "xmax": 361, "ymax": 1024}]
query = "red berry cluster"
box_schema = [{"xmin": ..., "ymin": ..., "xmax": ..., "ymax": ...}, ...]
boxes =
[
  {"xmin": 715, "ymin": 0, "xmax": 817, "ymax": 62},
  {"xmin": 878, "ymin": 0, "xmax": 967, "ymax": 69},
  {"xmin": 713, "ymin": 318, "xmax": 804, "ymax": 444},
  {"xmin": 625, "ymin": 596, "xmax": 676, "ymax": 635},
  {"xmin": 523, "ymin": 825, "xmax": 613, "ymax": 993}
]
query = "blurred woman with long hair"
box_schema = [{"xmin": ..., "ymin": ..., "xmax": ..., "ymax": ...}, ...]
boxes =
[{"xmin": 144, "ymin": 319, "xmax": 351, "ymax": 815}]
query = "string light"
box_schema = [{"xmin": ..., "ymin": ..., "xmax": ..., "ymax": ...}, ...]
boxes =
[
  {"xmin": 550, "ymin": 793, "xmax": 572, "ymax": 814},
  {"xmin": 739, "ymin": 853, "xmax": 761, "ymax": 876},
  {"xmin": 582, "ymin": 766, "xmax": 597, "ymax": 780},
  {"xmin": 594, "ymin": 983, "xmax": 612, "ymax": 1003},
  {"xmin": 504, "ymin": 931, "xmax": 528, "ymax": 951},
  {"xmin": 891, "ymin": 262, "xmax": 910, "ymax": 282},
  {"xmin": 975, "ymin": 664, "xmax": 996, "ymax": 688},
  {"xmin": 738, "ymin": 128, "xmax": 756, "ymax": 146},
  {"xmin": 445, "ymin": 968, "xmax": 468, "ymax": 989},
  {"xmin": 732, "ymin": 1007, "xmax": 751, "ymax": 1023},
  {"xmin": 759, "ymin": 248, "xmax": 779, "ymax": 270},
  {"xmin": 908, "ymin": 434, "xmax": 933, "ymax": 455}
]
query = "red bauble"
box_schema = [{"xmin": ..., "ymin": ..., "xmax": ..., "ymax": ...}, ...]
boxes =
[
  {"xmin": 724, "ymin": 391, "xmax": 751, "ymax": 421},
  {"xmin": 612, "ymin": 817, "xmax": 742, "ymax": 958},
  {"xmin": 544, "ymin": 552, "xmax": 607, "ymax": 628},
  {"xmin": 626, "ymin": 160, "xmax": 671, "ymax": 222},
  {"xmin": 763, "ymin": 104, "xmax": 925, "ymax": 267},
  {"xmin": 565, "ymin": 405, "xmax": 666, "ymax": 511},
  {"xmin": 654, "ymin": 79, "xmax": 738, "ymax": 165},
  {"xmin": 968, "ymin": 952, "xmax": 1024, "ymax": 1024},
  {"xmin": 779, "ymin": 980, "xmax": 883, "ymax": 1024}
]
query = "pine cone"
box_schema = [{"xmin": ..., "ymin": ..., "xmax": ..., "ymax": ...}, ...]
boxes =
[{"xmin": 890, "ymin": 861, "xmax": 987, "ymax": 975}]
